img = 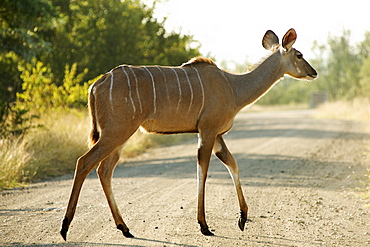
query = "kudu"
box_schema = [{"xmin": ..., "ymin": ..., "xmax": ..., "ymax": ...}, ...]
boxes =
[{"xmin": 60, "ymin": 28, "xmax": 317, "ymax": 240}]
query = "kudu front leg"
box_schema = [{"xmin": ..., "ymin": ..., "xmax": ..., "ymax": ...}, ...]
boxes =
[
  {"xmin": 196, "ymin": 133, "xmax": 216, "ymax": 236},
  {"xmin": 214, "ymin": 135, "xmax": 248, "ymax": 231}
]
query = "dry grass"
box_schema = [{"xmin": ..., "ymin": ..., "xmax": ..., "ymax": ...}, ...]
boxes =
[
  {"xmin": 0, "ymin": 112, "xmax": 90, "ymax": 190},
  {"xmin": 315, "ymin": 97, "xmax": 370, "ymax": 122},
  {"xmin": 25, "ymin": 112, "xmax": 90, "ymax": 180},
  {"xmin": 0, "ymin": 111, "xmax": 195, "ymax": 190},
  {"xmin": 0, "ymin": 136, "xmax": 32, "ymax": 189}
]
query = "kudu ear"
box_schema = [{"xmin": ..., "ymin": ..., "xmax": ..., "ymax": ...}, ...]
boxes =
[
  {"xmin": 262, "ymin": 30, "xmax": 279, "ymax": 51},
  {"xmin": 282, "ymin": 28, "xmax": 297, "ymax": 50}
]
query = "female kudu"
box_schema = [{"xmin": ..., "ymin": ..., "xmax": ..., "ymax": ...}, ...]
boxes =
[{"xmin": 61, "ymin": 28, "xmax": 317, "ymax": 240}]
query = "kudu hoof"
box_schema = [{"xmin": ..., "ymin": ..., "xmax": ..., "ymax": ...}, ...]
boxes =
[
  {"xmin": 201, "ymin": 227, "xmax": 214, "ymax": 236},
  {"xmin": 198, "ymin": 221, "xmax": 214, "ymax": 236},
  {"xmin": 117, "ymin": 224, "xmax": 134, "ymax": 238},
  {"xmin": 238, "ymin": 210, "xmax": 248, "ymax": 231},
  {"xmin": 60, "ymin": 217, "xmax": 69, "ymax": 241},
  {"xmin": 60, "ymin": 229, "xmax": 68, "ymax": 241},
  {"xmin": 122, "ymin": 231, "xmax": 135, "ymax": 238}
]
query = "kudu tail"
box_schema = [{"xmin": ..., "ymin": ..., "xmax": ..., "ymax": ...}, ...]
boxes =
[{"xmin": 88, "ymin": 83, "xmax": 100, "ymax": 147}]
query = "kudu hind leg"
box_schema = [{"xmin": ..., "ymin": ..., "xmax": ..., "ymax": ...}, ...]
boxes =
[
  {"xmin": 60, "ymin": 138, "xmax": 126, "ymax": 241},
  {"xmin": 214, "ymin": 136, "xmax": 248, "ymax": 231},
  {"xmin": 97, "ymin": 147, "xmax": 134, "ymax": 238}
]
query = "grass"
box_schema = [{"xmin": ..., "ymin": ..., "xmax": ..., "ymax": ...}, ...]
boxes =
[
  {"xmin": 0, "ymin": 110, "xmax": 195, "ymax": 190},
  {"xmin": 315, "ymin": 97, "xmax": 370, "ymax": 122},
  {"xmin": 0, "ymin": 136, "xmax": 32, "ymax": 189},
  {"xmin": 25, "ymin": 112, "xmax": 90, "ymax": 180},
  {"xmin": 0, "ymin": 112, "xmax": 89, "ymax": 189}
]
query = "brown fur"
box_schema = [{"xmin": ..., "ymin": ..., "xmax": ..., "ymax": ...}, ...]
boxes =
[{"xmin": 60, "ymin": 29, "xmax": 317, "ymax": 240}]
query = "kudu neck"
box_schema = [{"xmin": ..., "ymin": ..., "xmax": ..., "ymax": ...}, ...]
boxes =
[{"xmin": 230, "ymin": 50, "xmax": 285, "ymax": 110}]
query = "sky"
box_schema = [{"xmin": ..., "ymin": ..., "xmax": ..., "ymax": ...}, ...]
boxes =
[{"xmin": 145, "ymin": 0, "xmax": 369, "ymax": 70}]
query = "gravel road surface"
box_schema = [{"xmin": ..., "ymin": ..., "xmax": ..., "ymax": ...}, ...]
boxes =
[{"xmin": 1, "ymin": 110, "xmax": 369, "ymax": 246}]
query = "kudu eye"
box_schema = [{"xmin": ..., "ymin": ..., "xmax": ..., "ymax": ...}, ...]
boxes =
[{"xmin": 297, "ymin": 53, "xmax": 303, "ymax": 59}]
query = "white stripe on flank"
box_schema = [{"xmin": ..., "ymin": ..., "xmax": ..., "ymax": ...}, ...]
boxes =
[
  {"xmin": 192, "ymin": 65, "xmax": 205, "ymax": 114},
  {"xmin": 109, "ymin": 71, "xmax": 114, "ymax": 112},
  {"xmin": 170, "ymin": 68, "xmax": 182, "ymax": 111},
  {"xmin": 144, "ymin": 66, "xmax": 157, "ymax": 114},
  {"xmin": 221, "ymin": 71, "xmax": 229, "ymax": 84},
  {"xmin": 121, "ymin": 66, "xmax": 136, "ymax": 114},
  {"xmin": 128, "ymin": 67, "xmax": 143, "ymax": 113},
  {"xmin": 180, "ymin": 68, "xmax": 194, "ymax": 112},
  {"xmin": 156, "ymin": 66, "xmax": 169, "ymax": 100}
]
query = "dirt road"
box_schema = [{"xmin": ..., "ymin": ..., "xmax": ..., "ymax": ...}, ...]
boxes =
[{"xmin": 1, "ymin": 110, "xmax": 369, "ymax": 246}]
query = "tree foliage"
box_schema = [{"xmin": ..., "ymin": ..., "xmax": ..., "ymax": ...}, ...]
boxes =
[
  {"xmin": 16, "ymin": 60, "xmax": 92, "ymax": 113},
  {"xmin": 0, "ymin": 0, "xmax": 57, "ymax": 60},
  {"xmin": 0, "ymin": 0, "xmax": 58, "ymax": 96},
  {"xmin": 0, "ymin": 0, "xmax": 200, "ymax": 136},
  {"xmin": 312, "ymin": 30, "xmax": 364, "ymax": 100},
  {"xmin": 46, "ymin": 0, "xmax": 200, "ymax": 84}
]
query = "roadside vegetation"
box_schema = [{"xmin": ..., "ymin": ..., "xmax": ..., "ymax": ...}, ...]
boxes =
[
  {"xmin": 1, "ymin": 0, "xmax": 370, "ymax": 190},
  {"xmin": 315, "ymin": 98, "xmax": 370, "ymax": 123},
  {"xmin": 0, "ymin": 111, "xmax": 195, "ymax": 189},
  {"xmin": 0, "ymin": 0, "xmax": 199, "ymax": 190}
]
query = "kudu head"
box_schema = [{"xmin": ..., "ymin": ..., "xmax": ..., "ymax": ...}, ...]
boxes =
[{"xmin": 262, "ymin": 28, "xmax": 318, "ymax": 81}]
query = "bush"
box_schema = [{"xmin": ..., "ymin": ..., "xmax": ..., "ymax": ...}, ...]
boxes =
[
  {"xmin": 17, "ymin": 59, "xmax": 93, "ymax": 114},
  {"xmin": 0, "ymin": 59, "xmax": 95, "ymax": 138},
  {"xmin": 0, "ymin": 101, "xmax": 39, "ymax": 137}
]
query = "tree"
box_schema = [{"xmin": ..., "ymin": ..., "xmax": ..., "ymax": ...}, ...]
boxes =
[
  {"xmin": 0, "ymin": 0, "xmax": 57, "ymax": 60},
  {"xmin": 0, "ymin": 0, "xmax": 58, "ymax": 136},
  {"xmin": 311, "ymin": 30, "xmax": 363, "ymax": 101},
  {"xmin": 359, "ymin": 56, "xmax": 370, "ymax": 98},
  {"xmin": 359, "ymin": 31, "xmax": 370, "ymax": 98},
  {"xmin": 0, "ymin": 0, "xmax": 58, "ymax": 97},
  {"xmin": 46, "ymin": 0, "xmax": 200, "ymax": 84},
  {"xmin": 0, "ymin": 0, "xmax": 201, "ymax": 136}
]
